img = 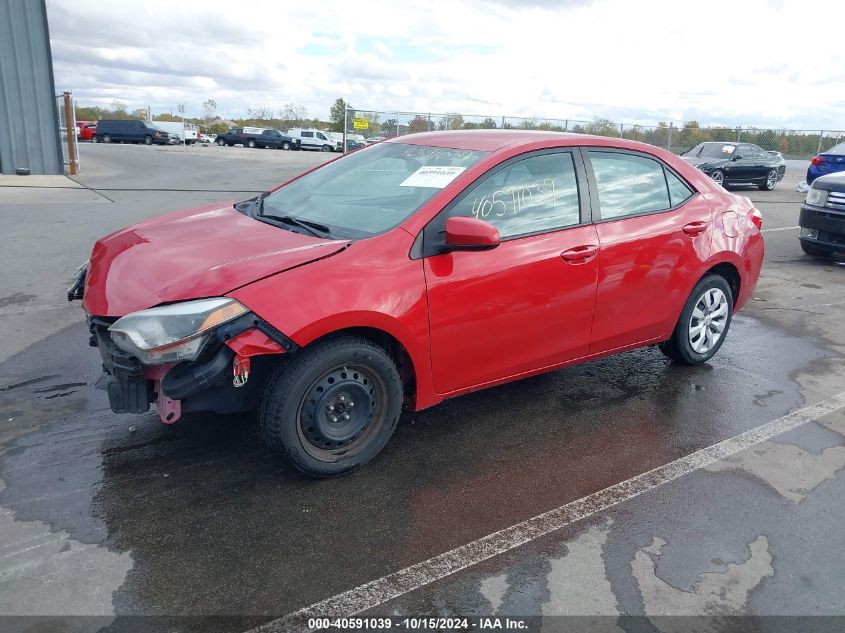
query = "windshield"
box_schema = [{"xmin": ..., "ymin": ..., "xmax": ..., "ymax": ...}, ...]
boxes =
[
  {"xmin": 262, "ymin": 143, "xmax": 489, "ymax": 237},
  {"xmin": 825, "ymin": 142, "xmax": 845, "ymax": 155},
  {"xmin": 685, "ymin": 143, "xmax": 736, "ymax": 159}
]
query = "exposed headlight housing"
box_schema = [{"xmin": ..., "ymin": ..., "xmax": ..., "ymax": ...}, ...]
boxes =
[
  {"xmin": 109, "ymin": 298, "xmax": 248, "ymax": 365},
  {"xmin": 806, "ymin": 186, "xmax": 828, "ymax": 207}
]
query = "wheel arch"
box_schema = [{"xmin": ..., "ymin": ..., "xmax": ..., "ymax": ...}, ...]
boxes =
[
  {"xmin": 704, "ymin": 261, "xmax": 741, "ymax": 307},
  {"xmin": 297, "ymin": 325, "xmax": 422, "ymax": 409}
]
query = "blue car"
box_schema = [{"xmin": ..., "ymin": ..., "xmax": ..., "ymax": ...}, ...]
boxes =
[{"xmin": 807, "ymin": 142, "xmax": 845, "ymax": 184}]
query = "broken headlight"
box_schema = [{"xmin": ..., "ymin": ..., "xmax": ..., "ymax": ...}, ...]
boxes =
[{"xmin": 108, "ymin": 298, "xmax": 248, "ymax": 365}]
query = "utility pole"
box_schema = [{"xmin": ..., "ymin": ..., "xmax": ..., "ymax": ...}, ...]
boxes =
[
  {"xmin": 63, "ymin": 92, "xmax": 78, "ymax": 175},
  {"xmin": 178, "ymin": 104, "xmax": 186, "ymax": 145},
  {"xmin": 343, "ymin": 102, "xmax": 348, "ymax": 155}
]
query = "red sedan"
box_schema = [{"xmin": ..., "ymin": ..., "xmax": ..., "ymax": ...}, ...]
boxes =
[{"xmin": 71, "ymin": 131, "xmax": 764, "ymax": 476}]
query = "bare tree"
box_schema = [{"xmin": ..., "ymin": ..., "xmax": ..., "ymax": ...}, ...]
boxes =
[
  {"xmin": 247, "ymin": 106, "xmax": 274, "ymax": 122},
  {"xmin": 202, "ymin": 99, "xmax": 217, "ymax": 122},
  {"xmin": 281, "ymin": 103, "xmax": 308, "ymax": 127}
]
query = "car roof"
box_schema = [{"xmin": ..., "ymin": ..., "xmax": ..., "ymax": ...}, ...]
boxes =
[{"xmin": 386, "ymin": 129, "xmax": 665, "ymax": 153}]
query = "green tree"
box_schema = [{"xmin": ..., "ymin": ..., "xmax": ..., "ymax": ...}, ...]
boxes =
[
  {"xmin": 584, "ymin": 117, "xmax": 618, "ymax": 137},
  {"xmin": 382, "ymin": 119, "xmax": 398, "ymax": 136},
  {"xmin": 407, "ymin": 115, "xmax": 430, "ymax": 134},
  {"xmin": 480, "ymin": 117, "xmax": 497, "ymax": 129},
  {"xmin": 329, "ymin": 98, "xmax": 350, "ymax": 132}
]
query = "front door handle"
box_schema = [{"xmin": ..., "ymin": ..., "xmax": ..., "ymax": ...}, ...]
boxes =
[
  {"xmin": 561, "ymin": 244, "xmax": 598, "ymax": 263},
  {"xmin": 682, "ymin": 221, "xmax": 708, "ymax": 236}
]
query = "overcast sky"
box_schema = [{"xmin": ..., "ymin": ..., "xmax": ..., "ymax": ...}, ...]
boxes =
[{"xmin": 46, "ymin": 0, "xmax": 844, "ymax": 129}]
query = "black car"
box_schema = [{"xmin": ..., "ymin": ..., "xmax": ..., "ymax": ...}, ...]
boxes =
[
  {"xmin": 799, "ymin": 172, "xmax": 845, "ymax": 257},
  {"xmin": 216, "ymin": 127, "xmax": 300, "ymax": 150},
  {"xmin": 93, "ymin": 120, "xmax": 170, "ymax": 145},
  {"xmin": 681, "ymin": 142, "xmax": 786, "ymax": 190}
]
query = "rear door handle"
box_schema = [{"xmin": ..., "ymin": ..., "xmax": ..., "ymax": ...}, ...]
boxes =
[
  {"xmin": 682, "ymin": 221, "xmax": 708, "ymax": 236},
  {"xmin": 560, "ymin": 244, "xmax": 598, "ymax": 263}
]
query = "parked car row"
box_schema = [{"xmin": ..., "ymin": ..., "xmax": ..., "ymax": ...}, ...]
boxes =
[
  {"xmin": 77, "ymin": 119, "xmax": 205, "ymax": 145},
  {"xmin": 215, "ymin": 127, "xmax": 302, "ymax": 150}
]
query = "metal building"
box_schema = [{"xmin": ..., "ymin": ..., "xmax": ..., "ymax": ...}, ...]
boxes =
[{"xmin": 0, "ymin": 0, "xmax": 63, "ymax": 175}]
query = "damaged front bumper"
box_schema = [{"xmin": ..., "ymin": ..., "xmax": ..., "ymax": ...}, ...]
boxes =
[{"xmin": 87, "ymin": 313, "xmax": 297, "ymax": 423}]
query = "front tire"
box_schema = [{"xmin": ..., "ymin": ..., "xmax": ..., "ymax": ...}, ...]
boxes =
[
  {"xmin": 659, "ymin": 274, "xmax": 733, "ymax": 365},
  {"xmin": 259, "ymin": 336, "xmax": 403, "ymax": 477},
  {"xmin": 759, "ymin": 169, "xmax": 778, "ymax": 191},
  {"xmin": 321, "ymin": 144, "xmax": 332, "ymax": 152},
  {"xmin": 709, "ymin": 170, "xmax": 725, "ymax": 187},
  {"xmin": 102, "ymin": 134, "xmax": 112, "ymax": 144},
  {"xmin": 282, "ymin": 141, "xmax": 291, "ymax": 150},
  {"xmin": 217, "ymin": 138, "xmax": 225, "ymax": 146},
  {"xmin": 144, "ymin": 135, "xmax": 153, "ymax": 145}
]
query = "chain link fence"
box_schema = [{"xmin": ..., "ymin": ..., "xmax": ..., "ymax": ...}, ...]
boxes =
[{"xmin": 344, "ymin": 109, "xmax": 844, "ymax": 160}]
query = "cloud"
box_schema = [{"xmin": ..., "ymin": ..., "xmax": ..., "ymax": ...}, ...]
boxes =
[{"xmin": 45, "ymin": 0, "xmax": 845, "ymax": 129}]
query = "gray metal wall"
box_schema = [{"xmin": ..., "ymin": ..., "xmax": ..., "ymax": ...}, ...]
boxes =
[{"xmin": 0, "ymin": 0, "xmax": 63, "ymax": 175}]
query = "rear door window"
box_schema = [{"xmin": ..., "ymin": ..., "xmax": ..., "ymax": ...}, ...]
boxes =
[{"xmin": 588, "ymin": 151, "xmax": 683, "ymax": 219}]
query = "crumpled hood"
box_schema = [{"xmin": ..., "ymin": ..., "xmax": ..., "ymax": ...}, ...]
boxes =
[{"xmin": 83, "ymin": 202, "xmax": 348, "ymax": 316}]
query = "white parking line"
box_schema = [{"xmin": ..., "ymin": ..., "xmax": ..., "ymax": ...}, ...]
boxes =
[
  {"xmin": 251, "ymin": 391, "xmax": 845, "ymax": 632},
  {"xmin": 761, "ymin": 226, "xmax": 799, "ymax": 233}
]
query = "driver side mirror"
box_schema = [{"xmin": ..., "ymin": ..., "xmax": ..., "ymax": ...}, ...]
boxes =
[{"xmin": 442, "ymin": 216, "xmax": 500, "ymax": 253}]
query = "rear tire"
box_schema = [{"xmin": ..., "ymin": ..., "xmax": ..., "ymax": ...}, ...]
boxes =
[
  {"xmin": 759, "ymin": 169, "xmax": 778, "ymax": 191},
  {"xmin": 259, "ymin": 336, "xmax": 403, "ymax": 477},
  {"xmin": 247, "ymin": 140, "xmax": 256, "ymax": 148},
  {"xmin": 801, "ymin": 242, "xmax": 833, "ymax": 257},
  {"xmin": 659, "ymin": 274, "xmax": 733, "ymax": 365}
]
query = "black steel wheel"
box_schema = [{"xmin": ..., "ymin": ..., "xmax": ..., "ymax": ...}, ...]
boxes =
[{"xmin": 259, "ymin": 336, "xmax": 403, "ymax": 477}]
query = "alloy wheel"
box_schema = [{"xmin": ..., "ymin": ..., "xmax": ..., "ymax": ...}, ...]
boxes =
[
  {"xmin": 688, "ymin": 288, "xmax": 729, "ymax": 354},
  {"xmin": 710, "ymin": 171, "xmax": 724, "ymax": 186},
  {"xmin": 766, "ymin": 169, "xmax": 777, "ymax": 189}
]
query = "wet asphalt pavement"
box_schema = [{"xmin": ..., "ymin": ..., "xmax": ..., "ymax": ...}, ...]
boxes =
[{"xmin": 1, "ymin": 145, "xmax": 844, "ymax": 632}]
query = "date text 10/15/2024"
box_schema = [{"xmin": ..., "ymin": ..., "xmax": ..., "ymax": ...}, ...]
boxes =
[{"xmin": 307, "ymin": 616, "xmax": 530, "ymax": 630}]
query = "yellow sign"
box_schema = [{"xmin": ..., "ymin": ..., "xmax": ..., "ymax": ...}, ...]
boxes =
[{"xmin": 353, "ymin": 117, "xmax": 369, "ymax": 130}]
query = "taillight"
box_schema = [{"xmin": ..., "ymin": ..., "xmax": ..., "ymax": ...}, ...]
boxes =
[
  {"xmin": 748, "ymin": 207, "xmax": 763, "ymax": 230},
  {"xmin": 811, "ymin": 156, "xmax": 827, "ymax": 166}
]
